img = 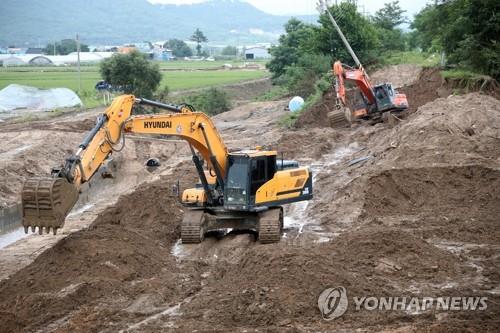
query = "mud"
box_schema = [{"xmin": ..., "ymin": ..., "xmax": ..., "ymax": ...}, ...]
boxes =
[
  {"xmin": 370, "ymin": 64, "xmax": 423, "ymax": 89},
  {"xmin": 0, "ymin": 66, "xmax": 499, "ymax": 332},
  {"xmin": 399, "ymin": 68, "xmax": 450, "ymax": 114}
]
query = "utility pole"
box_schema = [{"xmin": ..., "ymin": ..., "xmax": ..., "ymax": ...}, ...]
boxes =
[
  {"xmin": 316, "ymin": 0, "xmax": 363, "ymax": 69},
  {"xmin": 76, "ymin": 34, "xmax": 82, "ymax": 94}
]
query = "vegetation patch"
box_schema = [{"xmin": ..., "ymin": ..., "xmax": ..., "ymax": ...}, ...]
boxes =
[{"xmin": 442, "ymin": 69, "xmax": 499, "ymax": 97}]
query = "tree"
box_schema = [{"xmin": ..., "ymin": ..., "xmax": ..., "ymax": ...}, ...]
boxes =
[
  {"xmin": 372, "ymin": 1, "xmax": 407, "ymax": 30},
  {"xmin": 412, "ymin": 0, "xmax": 500, "ymax": 79},
  {"xmin": 221, "ymin": 45, "xmax": 238, "ymax": 56},
  {"xmin": 190, "ymin": 28, "xmax": 208, "ymax": 56},
  {"xmin": 314, "ymin": 2, "xmax": 380, "ymax": 66},
  {"xmin": 100, "ymin": 51, "xmax": 162, "ymax": 99},
  {"xmin": 371, "ymin": 1, "xmax": 407, "ymax": 51},
  {"xmin": 185, "ymin": 88, "xmax": 231, "ymax": 115},
  {"xmin": 410, "ymin": 4, "xmax": 446, "ymax": 52},
  {"xmin": 164, "ymin": 39, "xmax": 192, "ymax": 57},
  {"xmin": 197, "ymin": 88, "xmax": 231, "ymax": 115},
  {"xmin": 282, "ymin": 53, "xmax": 332, "ymax": 96},
  {"xmin": 267, "ymin": 18, "xmax": 317, "ymax": 79},
  {"xmin": 43, "ymin": 39, "xmax": 89, "ymax": 55}
]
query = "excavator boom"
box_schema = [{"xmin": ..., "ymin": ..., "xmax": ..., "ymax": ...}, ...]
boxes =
[
  {"xmin": 21, "ymin": 95, "xmax": 312, "ymax": 244},
  {"xmin": 22, "ymin": 95, "xmax": 228, "ymax": 234}
]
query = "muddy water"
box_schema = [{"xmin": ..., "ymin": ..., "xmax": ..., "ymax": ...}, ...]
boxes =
[
  {"xmin": 284, "ymin": 144, "xmax": 362, "ymax": 243},
  {"xmin": 0, "ymin": 228, "xmax": 28, "ymax": 249}
]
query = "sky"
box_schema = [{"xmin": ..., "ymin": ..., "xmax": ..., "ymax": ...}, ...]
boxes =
[{"xmin": 148, "ymin": 0, "xmax": 430, "ymax": 17}]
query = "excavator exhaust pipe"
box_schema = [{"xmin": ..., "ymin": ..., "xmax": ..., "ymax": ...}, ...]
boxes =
[{"xmin": 21, "ymin": 177, "xmax": 79, "ymax": 234}]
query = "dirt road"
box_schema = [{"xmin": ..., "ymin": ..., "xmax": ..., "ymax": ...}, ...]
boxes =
[{"xmin": 0, "ymin": 66, "xmax": 499, "ymax": 332}]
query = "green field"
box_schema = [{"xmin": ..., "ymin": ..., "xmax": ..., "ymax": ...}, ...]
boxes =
[
  {"xmin": 158, "ymin": 59, "xmax": 267, "ymax": 70},
  {"xmin": 160, "ymin": 70, "xmax": 265, "ymax": 90},
  {"xmin": 0, "ymin": 69, "xmax": 267, "ymax": 92},
  {"xmin": 0, "ymin": 65, "xmax": 268, "ymax": 108}
]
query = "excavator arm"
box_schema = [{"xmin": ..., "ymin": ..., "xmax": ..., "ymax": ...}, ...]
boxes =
[
  {"xmin": 333, "ymin": 60, "xmax": 376, "ymax": 107},
  {"xmin": 21, "ymin": 95, "xmax": 228, "ymax": 234}
]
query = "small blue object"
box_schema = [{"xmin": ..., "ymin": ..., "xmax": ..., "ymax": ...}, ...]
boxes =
[{"xmin": 289, "ymin": 96, "xmax": 304, "ymax": 112}]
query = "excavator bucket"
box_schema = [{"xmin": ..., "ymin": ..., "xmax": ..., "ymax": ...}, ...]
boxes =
[
  {"xmin": 21, "ymin": 177, "xmax": 79, "ymax": 234},
  {"xmin": 328, "ymin": 108, "xmax": 351, "ymax": 128}
]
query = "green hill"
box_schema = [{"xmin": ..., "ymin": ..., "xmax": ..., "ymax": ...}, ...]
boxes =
[{"xmin": 0, "ymin": 0, "xmax": 316, "ymax": 46}]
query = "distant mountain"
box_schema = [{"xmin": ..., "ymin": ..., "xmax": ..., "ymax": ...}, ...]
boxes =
[{"xmin": 0, "ymin": 0, "xmax": 317, "ymax": 46}]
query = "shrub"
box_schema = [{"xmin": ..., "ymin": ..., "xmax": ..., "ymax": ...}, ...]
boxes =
[
  {"xmin": 281, "ymin": 53, "xmax": 332, "ymax": 97},
  {"xmin": 185, "ymin": 88, "xmax": 231, "ymax": 115},
  {"xmin": 100, "ymin": 51, "xmax": 162, "ymax": 99},
  {"xmin": 154, "ymin": 85, "xmax": 170, "ymax": 103}
]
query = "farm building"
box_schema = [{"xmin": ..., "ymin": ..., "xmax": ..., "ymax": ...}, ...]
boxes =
[
  {"xmin": 244, "ymin": 46, "xmax": 270, "ymax": 59},
  {"xmin": 0, "ymin": 56, "xmax": 26, "ymax": 66},
  {"xmin": 28, "ymin": 56, "xmax": 52, "ymax": 65},
  {"xmin": 26, "ymin": 48, "xmax": 44, "ymax": 54},
  {"xmin": 0, "ymin": 52, "xmax": 114, "ymax": 67}
]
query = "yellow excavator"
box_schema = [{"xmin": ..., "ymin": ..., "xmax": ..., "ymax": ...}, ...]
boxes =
[{"xmin": 21, "ymin": 95, "xmax": 313, "ymax": 243}]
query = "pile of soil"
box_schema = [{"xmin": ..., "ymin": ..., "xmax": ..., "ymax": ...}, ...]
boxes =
[
  {"xmin": 370, "ymin": 64, "xmax": 423, "ymax": 88},
  {"xmin": 294, "ymin": 88, "xmax": 337, "ymax": 129},
  {"xmin": 399, "ymin": 67, "xmax": 450, "ymax": 113},
  {"xmin": 0, "ymin": 173, "xmax": 195, "ymax": 333},
  {"xmin": 373, "ymin": 93, "xmax": 500, "ymax": 168}
]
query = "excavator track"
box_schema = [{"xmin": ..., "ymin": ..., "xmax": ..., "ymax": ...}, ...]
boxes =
[
  {"xmin": 258, "ymin": 207, "xmax": 283, "ymax": 244},
  {"xmin": 21, "ymin": 177, "xmax": 79, "ymax": 234},
  {"xmin": 328, "ymin": 109, "xmax": 350, "ymax": 128},
  {"xmin": 181, "ymin": 210, "xmax": 207, "ymax": 244}
]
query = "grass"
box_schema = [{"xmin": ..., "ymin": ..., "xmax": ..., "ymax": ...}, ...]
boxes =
[
  {"xmin": 255, "ymin": 85, "xmax": 290, "ymax": 101},
  {"xmin": 160, "ymin": 70, "xmax": 267, "ymax": 90},
  {"xmin": 0, "ymin": 66, "xmax": 268, "ymax": 108},
  {"xmin": 0, "ymin": 71, "xmax": 101, "ymax": 91},
  {"xmin": 442, "ymin": 68, "xmax": 498, "ymax": 94},
  {"xmin": 441, "ymin": 69, "xmax": 489, "ymax": 80},
  {"xmin": 158, "ymin": 59, "xmax": 267, "ymax": 70},
  {"xmin": 382, "ymin": 51, "xmax": 442, "ymax": 67}
]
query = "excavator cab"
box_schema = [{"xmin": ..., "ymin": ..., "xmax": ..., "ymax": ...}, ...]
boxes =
[
  {"xmin": 373, "ymin": 83, "xmax": 408, "ymax": 113},
  {"xmin": 224, "ymin": 150, "xmax": 312, "ymax": 211},
  {"xmin": 225, "ymin": 151, "xmax": 277, "ymax": 210}
]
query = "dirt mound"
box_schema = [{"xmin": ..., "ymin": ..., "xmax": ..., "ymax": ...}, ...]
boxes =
[
  {"xmin": 363, "ymin": 166, "xmax": 500, "ymax": 220},
  {"xmin": 370, "ymin": 64, "xmax": 423, "ymax": 88},
  {"xmin": 399, "ymin": 67, "xmax": 450, "ymax": 113},
  {"xmin": 294, "ymin": 88, "xmax": 336, "ymax": 128},
  {"xmin": 372, "ymin": 93, "xmax": 500, "ymax": 168},
  {"xmin": 0, "ymin": 174, "xmax": 193, "ymax": 333},
  {"xmin": 361, "ymin": 166, "xmax": 500, "ymax": 243},
  {"xmin": 177, "ymin": 227, "xmax": 473, "ymax": 331},
  {"xmin": 276, "ymin": 127, "xmax": 340, "ymax": 160}
]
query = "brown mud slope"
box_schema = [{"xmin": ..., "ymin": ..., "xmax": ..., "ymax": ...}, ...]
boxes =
[
  {"xmin": 0, "ymin": 111, "xmax": 102, "ymax": 208},
  {"xmin": 0, "ymin": 169, "xmax": 195, "ymax": 333},
  {"xmin": 1, "ymin": 93, "xmax": 499, "ymax": 332},
  {"xmin": 370, "ymin": 64, "xmax": 423, "ymax": 88},
  {"xmin": 399, "ymin": 67, "xmax": 450, "ymax": 113}
]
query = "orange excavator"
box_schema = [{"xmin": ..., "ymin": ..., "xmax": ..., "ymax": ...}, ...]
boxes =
[
  {"xmin": 329, "ymin": 61, "xmax": 409, "ymax": 126},
  {"xmin": 317, "ymin": 0, "xmax": 409, "ymax": 127}
]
